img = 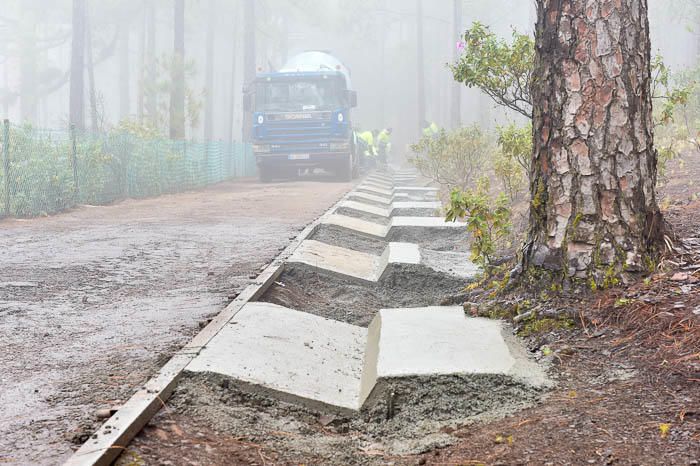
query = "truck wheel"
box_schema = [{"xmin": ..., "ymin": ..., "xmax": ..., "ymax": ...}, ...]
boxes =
[
  {"xmin": 259, "ymin": 166, "xmax": 273, "ymax": 183},
  {"xmin": 337, "ymin": 154, "xmax": 353, "ymax": 182},
  {"xmin": 351, "ymin": 154, "xmax": 360, "ymax": 179}
]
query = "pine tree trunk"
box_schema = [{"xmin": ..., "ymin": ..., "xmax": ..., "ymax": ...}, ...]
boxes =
[
  {"xmin": 450, "ymin": 0, "xmax": 462, "ymax": 129},
  {"xmin": 416, "ymin": 0, "xmax": 426, "ymax": 134},
  {"xmin": 119, "ymin": 24, "xmax": 131, "ymax": 120},
  {"xmin": 241, "ymin": 0, "xmax": 256, "ymax": 142},
  {"xmin": 523, "ymin": 0, "xmax": 664, "ymax": 285},
  {"xmin": 170, "ymin": 0, "xmax": 186, "ymax": 139},
  {"xmin": 137, "ymin": 11, "xmax": 145, "ymax": 122},
  {"xmin": 20, "ymin": 6, "xmax": 38, "ymax": 124},
  {"xmin": 204, "ymin": 0, "xmax": 216, "ymax": 141},
  {"xmin": 228, "ymin": 2, "xmax": 239, "ymax": 144},
  {"xmin": 69, "ymin": 0, "xmax": 86, "ymax": 129},
  {"xmin": 85, "ymin": 11, "xmax": 99, "ymax": 132},
  {"xmin": 145, "ymin": 0, "xmax": 157, "ymax": 127}
]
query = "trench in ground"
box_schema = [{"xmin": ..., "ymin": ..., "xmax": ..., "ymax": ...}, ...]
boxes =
[{"xmin": 118, "ymin": 184, "xmax": 549, "ymax": 464}]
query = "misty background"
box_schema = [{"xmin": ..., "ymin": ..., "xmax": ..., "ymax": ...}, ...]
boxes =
[{"xmin": 0, "ymin": 0, "xmax": 697, "ymax": 153}]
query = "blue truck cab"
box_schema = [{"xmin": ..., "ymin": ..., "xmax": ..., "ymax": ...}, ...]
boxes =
[{"xmin": 245, "ymin": 51, "xmax": 359, "ymax": 182}]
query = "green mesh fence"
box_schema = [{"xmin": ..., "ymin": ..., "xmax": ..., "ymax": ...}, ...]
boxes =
[{"xmin": 0, "ymin": 121, "xmax": 255, "ymax": 218}]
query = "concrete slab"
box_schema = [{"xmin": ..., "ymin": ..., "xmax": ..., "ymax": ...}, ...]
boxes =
[
  {"xmin": 323, "ymin": 213, "xmax": 390, "ymax": 237},
  {"xmin": 288, "ymin": 239, "xmax": 476, "ymax": 284},
  {"xmin": 376, "ymin": 307, "xmax": 516, "ymax": 377},
  {"xmin": 349, "ymin": 191, "xmax": 394, "ymax": 205},
  {"xmin": 339, "ymin": 200, "xmax": 392, "ymax": 217},
  {"xmin": 357, "ymin": 185, "xmax": 438, "ymax": 198},
  {"xmin": 357, "ymin": 185, "xmax": 395, "ymax": 197},
  {"xmin": 392, "ymin": 200, "xmax": 442, "ymax": 211},
  {"xmin": 359, "ymin": 307, "xmax": 549, "ymax": 404},
  {"xmin": 391, "ymin": 216, "xmax": 462, "ymax": 229},
  {"xmin": 289, "ymin": 240, "xmax": 381, "ymax": 281},
  {"xmin": 322, "ymin": 214, "xmax": 464, "ymax": 239},
  {"xmin": 338, "ymin": 200, "xmax": 441, "ymax": 218},
  {"xmin": 187, "ymin": 302, "xmax": 367, "ymax": 412},
  {"xmin": 349, "ymin": 191, "xmax": 433, "ymax": 205},
  {"xmin": 187, "ymin": 304, "xmax": 545, "ymax": 413}
]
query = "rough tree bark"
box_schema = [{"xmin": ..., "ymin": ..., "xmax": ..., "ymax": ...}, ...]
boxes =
[
  {"xmin": 69, "ymin": 0, "xmax": 86, "ymax": 129},
  {"xmin": 170, "ymin": 0, "xmax": 186, "ymax": 139},
  {"xmin": 523, "ymin": 0, "xmax": 664, "ymax": 285}
]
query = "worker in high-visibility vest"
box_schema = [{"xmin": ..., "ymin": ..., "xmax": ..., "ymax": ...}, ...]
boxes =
[
  {"xmin": 422, "ymin": 120, "xmax": 440, "ymax": 139},
  {"xmin": 377, "ymin": 128, "xmax": 392, "ymax": 165},
  {"xmin": 357, "ymin": 130, "xmax": 377, "ymax": 168}
]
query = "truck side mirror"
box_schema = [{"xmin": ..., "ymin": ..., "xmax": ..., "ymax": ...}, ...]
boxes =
[{"xmin": 346, "ymin": 90, "xmax": 357, "ymax": 108}]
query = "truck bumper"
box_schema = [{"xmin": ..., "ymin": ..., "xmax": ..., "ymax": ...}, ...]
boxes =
[{"xmin": 255, "ymin": 152, "xmax": 351, "ymax": 170}]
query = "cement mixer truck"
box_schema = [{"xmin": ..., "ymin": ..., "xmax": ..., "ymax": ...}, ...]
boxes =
[{"xmin": 244, "ymin": 51, "xmax": 359, "ymax": 182}]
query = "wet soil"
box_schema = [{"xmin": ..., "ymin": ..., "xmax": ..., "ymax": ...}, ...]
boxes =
[
  {"xmin": 260, "ymin": 263, "xmax": 472, "ymax": 327},
  {"xmin": 310, "ymin": 224, "xmax": 388, "ymax": 255},
  {"xmin": 310, "ymin": 223, "xmax": 471, "ymax": 254},
  {"xmin": 0, "ymin": 178, "xmax": 352, "ymax": 465},
  {"xmin": 119, "ymin": 155, "xmax": 700, "ymax": 465},
  {"xmin": 334, "ymin": 207, "xmax": 391, "ymax": 225},
  {"xmin": 120, "ymin": 370, "xmax": 546, "ymax": 466}
]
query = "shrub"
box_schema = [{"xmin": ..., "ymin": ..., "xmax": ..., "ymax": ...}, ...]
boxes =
[
  {"xmin": 445, "ymin": 177, "xmax": 512, "ymax": 269},
  {"xmin": 409, "ymin": 125, "xmax": 491, "ymax": 191}
]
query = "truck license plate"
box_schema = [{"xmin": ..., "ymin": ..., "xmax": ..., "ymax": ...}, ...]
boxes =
[{"xmin": 288, "ymin": 153, "xmax": 310, "ymax": 160}]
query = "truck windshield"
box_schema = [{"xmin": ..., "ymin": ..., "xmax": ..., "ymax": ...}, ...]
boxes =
[{"xmin": 255, "ymin": 78, "xmax": 345, "ymax": 112}]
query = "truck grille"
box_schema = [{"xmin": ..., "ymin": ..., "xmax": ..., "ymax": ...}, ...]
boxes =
[{"xmin": 264, "ymin": 120, "xmax": 335, "ymax": 141}]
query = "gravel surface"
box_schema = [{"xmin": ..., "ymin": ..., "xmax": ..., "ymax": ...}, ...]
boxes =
[{"xmin": 0, "ymin": 178, "xmax": 351, "ymax": 465}]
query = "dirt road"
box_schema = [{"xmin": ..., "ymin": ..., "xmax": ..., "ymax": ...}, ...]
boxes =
[{"xmin": 0, "ymin": 178, "xmax": 352, "ymax": 465}]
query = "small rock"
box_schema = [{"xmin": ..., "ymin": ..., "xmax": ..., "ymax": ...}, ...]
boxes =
[
  {"xmin": 319, "ymin": 414, "xmax": 336, "ymax": 426},
  {"xmin": 95, "ymin": 407, "xmax": 118, "ymax": 419},
  {"xmin": 671, "ymin": 272, "xmax": 689, "ymax": 281}
]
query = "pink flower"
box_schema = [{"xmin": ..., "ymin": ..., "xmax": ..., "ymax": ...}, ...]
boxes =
[{"xmin": 456, "ymin": 40, "xmax": 465, "ymax": 51}]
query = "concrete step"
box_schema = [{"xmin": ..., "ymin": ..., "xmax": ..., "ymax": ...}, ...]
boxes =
[
  {"xmin": 186, "ymin": 302, "xmax": 366, "ymax": 413},
  {"xmin": 338, "ymin": 199, "xmax": 441, "ymax": 218},
  {"xmin": 321, "ymin": 213, "xmax": 465, "ymax": 239},
  {"xmin": 288, "ymin": 239, "xmax": 478, "ymax": 283},
  {"xmin": 356, "ymin": 184, "xmax": 438, "ymax": 198},
  {"xmin": 186, "ymin": 304, "xmax": 548, "ymax": 413}
]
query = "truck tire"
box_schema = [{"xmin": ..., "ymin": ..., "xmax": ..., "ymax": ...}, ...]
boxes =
[
  {"xmin": 259, "ymin": 166, "xmax": 273, "ymax": 183},
  {"xmin": 337, "ymin": 154, "xmax": 353, "ymax": 182}
]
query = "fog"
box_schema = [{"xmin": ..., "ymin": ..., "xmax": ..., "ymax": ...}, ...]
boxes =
[{"xmin": 0, "ymin": 0, "xmax": 697, "ymax": 151}]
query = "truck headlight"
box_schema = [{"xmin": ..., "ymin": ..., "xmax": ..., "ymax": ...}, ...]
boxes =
[
  {"xmin": 253, "ymin": 144, "xmax": 271, "ymax": 153},
  {"xmin": 337, "ymin": 112, "xmax": 344, "ymax": 123},
  {"xmin": 257, "ymin": 115, "xmax": 265, "ymax": 125},
  {"xmin": 330, "ymin": 142, "xmax": 350, "ymax": 152}
]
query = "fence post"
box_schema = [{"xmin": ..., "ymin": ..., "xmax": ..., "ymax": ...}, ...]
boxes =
[
  {"xmin": 70, "ymin": 124, "xmax": 79, "ymax": 199},
  {"xmin": 2, "ymin": 119, "xmax": 10, "ymax": 217}
]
